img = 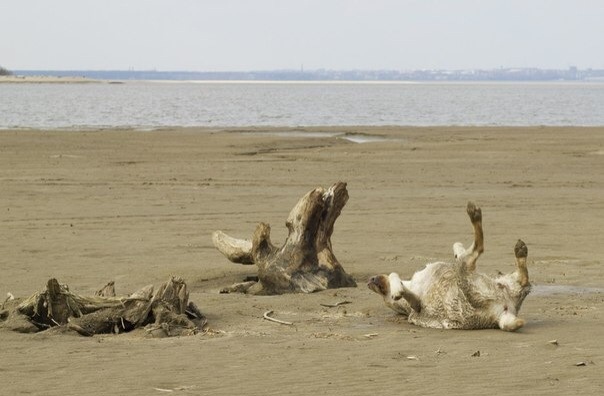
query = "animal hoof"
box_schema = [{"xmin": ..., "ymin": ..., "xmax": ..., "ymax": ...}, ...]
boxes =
[
  {"xmin": 514, "ymin": 239, "xmax": 528, "ymax": 258},
  {"xmin": 466, "ymin": 202, "xmax": 482, "ymax": 222}
]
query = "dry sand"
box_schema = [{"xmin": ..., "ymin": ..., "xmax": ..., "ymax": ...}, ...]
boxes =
[
  {"xmin": 0, "ymin": 75, "xmax": 98, "ymax": 84},
  {"xmin": 1, "ymin": 126, "xmax": 603, "ymax": 395}
]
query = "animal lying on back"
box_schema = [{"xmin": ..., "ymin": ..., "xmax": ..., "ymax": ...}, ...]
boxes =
[{"xmin": 368, "ymin": 202, "xmax": 531, "ymax": 331}]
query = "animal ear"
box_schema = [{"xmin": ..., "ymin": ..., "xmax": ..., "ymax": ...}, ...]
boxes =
[{"xmin": 387, "ymin": 273, "xmax": 403, "ymax": 295}]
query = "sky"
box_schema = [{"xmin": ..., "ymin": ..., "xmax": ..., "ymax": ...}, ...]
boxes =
[{"xmin": 1, "ymin": 0, "xmax": 603, "ymax": 71}]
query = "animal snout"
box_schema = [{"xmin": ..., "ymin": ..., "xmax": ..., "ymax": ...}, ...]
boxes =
[{"xmin": 367, "ymin": 275, "xmax": 389, "ymax": 296}]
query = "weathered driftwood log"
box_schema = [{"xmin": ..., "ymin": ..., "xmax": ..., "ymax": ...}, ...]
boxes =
[
  {"xmin": 213, "ymin": 182, "xmax": 357, "ymax": 294},
  {"xmin": 0, "ymin": 277, "xmax": 207, "ymax": 337}
]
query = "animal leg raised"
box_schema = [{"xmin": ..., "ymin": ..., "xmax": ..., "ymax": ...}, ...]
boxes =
[
  {"xmin": 463, "ymin": 201, "xmax": 484, "ymax": 271},
  {"xmin": 393, "ymin": 282, "xmax": 422, "ymax": 313},
  {"xmin": 514, "ymin": 239, "xmax": 529, "ymax": 287}
]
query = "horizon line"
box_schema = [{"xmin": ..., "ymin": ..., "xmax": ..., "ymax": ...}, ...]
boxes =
[{"xmin": 12, "ymin": 66, "xmax": 602, "ymax": 72}]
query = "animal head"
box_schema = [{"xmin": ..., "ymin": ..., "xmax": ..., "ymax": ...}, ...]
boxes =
[
  {"xmin": 368, "ymin": 273, "xmax": 405, "ymax": 300},
  {"xmin": 368, "ymin": 273, "xmax": 411, "ymax": 315}
]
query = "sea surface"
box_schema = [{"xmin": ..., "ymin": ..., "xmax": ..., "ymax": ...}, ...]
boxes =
[{"xmin": 1, "ymin": 81, "xmax": 603, "ymax": 129}]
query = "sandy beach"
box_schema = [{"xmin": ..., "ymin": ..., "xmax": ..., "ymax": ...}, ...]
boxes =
[
  {"xmin": 0, "ymin": 75, "xmax": 98, "ymax": 84},
  {"xmin": 1, "ymin": 126, "xmax": 603, "ymax": 395}
]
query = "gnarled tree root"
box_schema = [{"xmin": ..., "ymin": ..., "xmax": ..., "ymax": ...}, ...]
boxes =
[
  {"xmin": 213, "ymin": 181, "xmax": 357, "ymax": 294},
  {"xmin": 0, "ymin": 277, "xmax": 207, "ymax": 337}
]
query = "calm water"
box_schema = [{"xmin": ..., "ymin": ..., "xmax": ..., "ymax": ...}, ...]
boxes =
[{"xmin": 1, "ymin": 81, "xmax": 603, "ymax": 129}]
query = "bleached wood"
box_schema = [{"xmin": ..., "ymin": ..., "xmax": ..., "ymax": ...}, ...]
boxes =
[
  {"xmin": 213, "ymin": 182, "xmax": 356, "ymax": 294},
  {"xmin": 2, "ymin": 277, "xmax": 206, "ymax": 336},
  {"xmin": 212, "ymin": 231, "xmax": 254, "ymax": 264}
]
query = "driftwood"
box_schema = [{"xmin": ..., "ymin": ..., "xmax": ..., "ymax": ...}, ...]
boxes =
[
  {"xmin": 0, "ymin": 277, "xmax": 207, "ymax": 337},
  {"xmin": 213, "ymin": 182, "xmax": 357, "ymax": 294}
]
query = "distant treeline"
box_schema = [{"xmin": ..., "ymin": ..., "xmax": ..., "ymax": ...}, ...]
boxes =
[
  {"xmin": 0, "ymin": 65, "xmax": 13, "ymax": 76},
  {"xmin": 13, "ymin": 68, "xmax": 604, "ymax": 81}
]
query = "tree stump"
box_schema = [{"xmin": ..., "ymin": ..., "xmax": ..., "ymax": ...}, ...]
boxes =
[
  {"xmin": 213, "ymin": 182, "xmax": 357, "ymax": 294},
  {"xmin": 1, "ymin": 277, "xmax": 207, "ymax": 337}
]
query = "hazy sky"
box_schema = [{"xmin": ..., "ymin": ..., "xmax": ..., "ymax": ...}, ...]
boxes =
[{"xmin": 1, "ymin": 0, "xmax": 603, "ymax": 71}]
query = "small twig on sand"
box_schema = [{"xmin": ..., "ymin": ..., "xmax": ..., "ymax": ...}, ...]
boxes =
[
  {"xmin": 320, "ymin": 300, "xmax": 352, "ymax": 308},
  {"xmin": 263, "ymin": 310, "xmax": 293, "ymax": 326}
]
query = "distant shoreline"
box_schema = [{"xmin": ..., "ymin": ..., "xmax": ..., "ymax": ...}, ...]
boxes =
[
  {"xmin": 0, "ymin": 75, "xmax": 99, "ymax": 84},
  {"xmin": 12, "ymin": 67, "xmax": 604, "ymax": 82},
  {"xmin": 2, "ymin": 76, "xmax": 601, "ymax": 85}
]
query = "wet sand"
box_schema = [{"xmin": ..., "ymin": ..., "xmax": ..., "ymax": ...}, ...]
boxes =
[
  {"xmin": 1, "ymin": 126, "xmax": 603, "ymax": 395},
  {"xmin": 0, "ymin": 75, "xmax": 98, "ymax": 83}
]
